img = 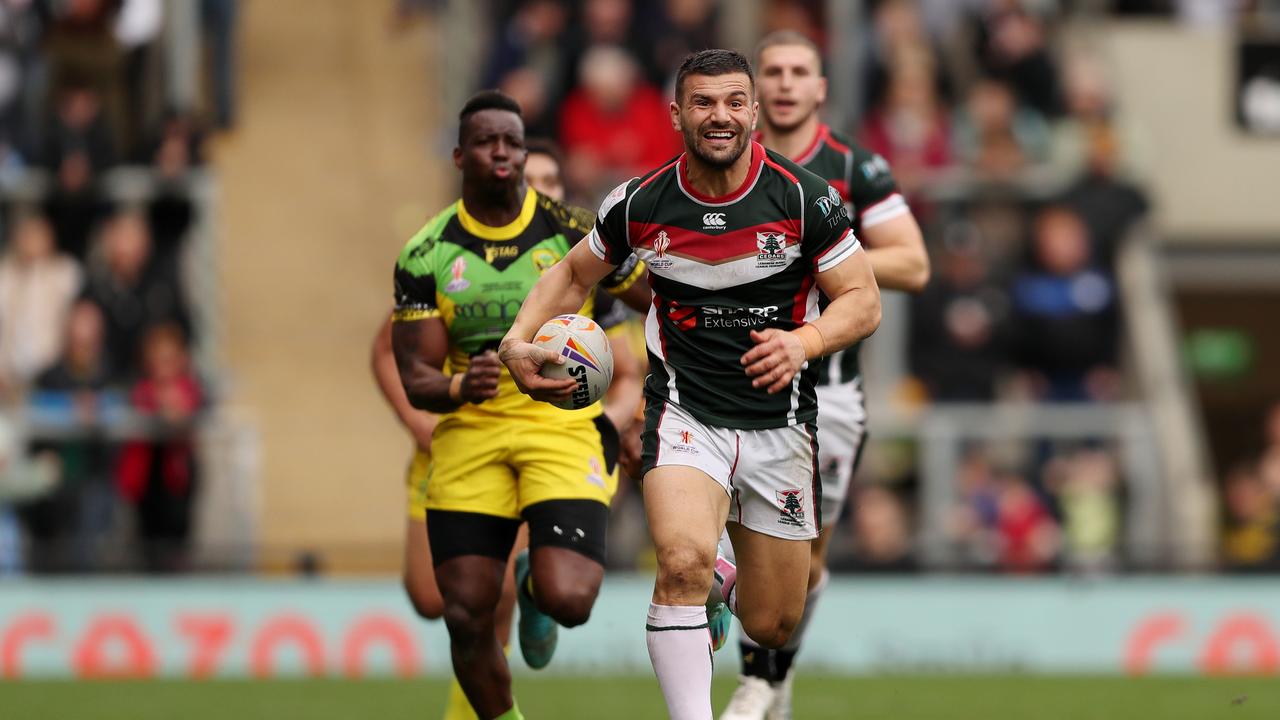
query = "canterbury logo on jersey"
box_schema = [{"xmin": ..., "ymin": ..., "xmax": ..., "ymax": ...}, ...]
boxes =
[{"xmin": 702, "ymin": 212, "xmax": 727, "ymax": 229}]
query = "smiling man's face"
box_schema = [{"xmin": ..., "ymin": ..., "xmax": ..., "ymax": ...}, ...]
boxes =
[{"xmin": 671, "ymin": 72, "xmax": 758, "ymax": 168}]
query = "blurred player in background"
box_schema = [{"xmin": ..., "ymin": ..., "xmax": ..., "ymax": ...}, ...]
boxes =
[
  {"xmin": 390, "ymin": 91, "xmax": 647, "ymax": 720},
  {"xmin": 500, "ymin": 50, "xmax": 882, "ymax": 720},
  {"xmin": 716, "ymin": 31, "xmax": 930, "ymax": 720},
  {"xmin": 371, "ymin": 136, "xmax": 633, "ymax": 720}
]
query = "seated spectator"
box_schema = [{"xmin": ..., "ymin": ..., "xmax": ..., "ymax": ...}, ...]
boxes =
[
  {"xmin": 558, "ymin": 45, "xmax": 679, "ymax": 200},
  {"xmin": 911, "ymin": 228, "xmax": 1011, "ymax": 401},
  {"xmin": 0, "ymin": 214, "xmax": 83, "ymax": 396},
  {"xmin": 858, "ymin": 44, "xmax": 952, "ymax": 192},
  {"xmin": 41, "ymin": 77, "xmax": 117, "ymax": 175},
  {"xmin": 1046, "ymin": 447, "xmax": 1120, "ymax": 574},
  {"xmin": 651, "ymin": 0, "xmax": 719, "ymax": 82},
  {"xmin": 117, "ymin": 324, "xmax": 203, "ymax": 572},
  {"xmin": 23, "ymin": 300, "xmax": 120, "ymax": 572},
  {"xmin": 82, "ymin": 210, "xmax": 191, "ymax": 378},
  {"xmin": 952, "ymin": 78, "xmax": 1050, "ymax": 179},
  {"xmin": 850, "ymin": 484, "xmax": 916, "ymax": 572},
  {"xmin": 1012, "ymin": 206, "xmax": 1119, "ymax": 402},
  {"xmin": 996, "ymin": 473, "xmax": 1060, "ymax": 573},
  {"xmin": 41, "ymin": 80, "xmax": 117, "ymax": 261},
  {"xmin": 145, "ymin": 110, "xmax": 205, "ymax": 261},
  {"xmin": 862, "ymin": 0, "xmax": 953, "ymax": 115},
  {"xmin": 969, "ymin": 0, "xmax": 1062, "ymax": 118},
  {"xmin": 1221, "ymin": 462, "xmax": 1280, "ymax": 572}
]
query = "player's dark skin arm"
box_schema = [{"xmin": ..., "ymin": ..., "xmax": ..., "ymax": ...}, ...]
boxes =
[{"xmin": 391, "ymin": 317, "xmax": 500, "ymax": 413}]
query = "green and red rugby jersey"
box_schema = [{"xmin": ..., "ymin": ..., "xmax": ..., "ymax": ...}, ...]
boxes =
[
  {"xmin": 756, "ymin": 123, "xmax": 909, "ymax": 386},
  {"xmin": 586, "ymin": 141, "xmax": 862, "ymax": 430}
]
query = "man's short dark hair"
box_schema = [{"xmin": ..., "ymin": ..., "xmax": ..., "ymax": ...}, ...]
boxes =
[
  {"xmin": 458, "ymin": 90, "xmax": 523, "ymax": 143},
  {"xmin": 755, "ymin": 29, "xmax": 823, "ymax": 72},
  {"xmin": 524, "ymin": 137, "xmax": 563, "ymax": 167},
  {"xmin": 674, "ymin": 49, "xmax": 754, "ymax": 104}
]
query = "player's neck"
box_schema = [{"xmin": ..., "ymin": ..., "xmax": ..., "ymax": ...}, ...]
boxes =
[
  {"xmin": 760, "ymin": 115, "xmax": 822, "ymax": 162},
  {"xmin": 460, "ymin": 181, "xmax": 526, "ymax": 227},
  {"xmin": 683, "ymin": 145, "xmax": 756, "ymax": 199}
]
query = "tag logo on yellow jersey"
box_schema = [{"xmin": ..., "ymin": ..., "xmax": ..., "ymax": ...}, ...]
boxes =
[{"xmin": 485, "ymin": 244, "xmax": 520, "ymax": 263}]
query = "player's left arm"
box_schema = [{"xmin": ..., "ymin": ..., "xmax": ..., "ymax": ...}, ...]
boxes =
[
  {"xmin": 742, "ymin": 178, "xmax": 882, "ymax": 394},
  {"xmin": 862, "ymin": 213, "xmax": 930, "ymax": 293},
  {"xmin": 849, "ymin": 151, "xmax": 930, "ymax": 293},
  {"xmin": 742, "ymin": 248, "xmax": 881, "ymax": 394}
]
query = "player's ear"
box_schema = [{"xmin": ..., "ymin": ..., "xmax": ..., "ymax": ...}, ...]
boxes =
[
  {"xmin": 751, "ymin": 100, "xmax": 760, "ymax": 131},
  {"xmin": 452, "ymin": 146, "xmax": 463, "ymax": 170},
  {"xmin": 816, "ymin": 76, "xmax": 828, "ymax": 106},
  {"xmin": 669, "ymin": 100, "xmax": 682, "ymax": 132}
]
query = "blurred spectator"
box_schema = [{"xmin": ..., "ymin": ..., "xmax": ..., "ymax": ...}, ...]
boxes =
[
  {"xmin": 1221, "ymin": 462, "xmax": 1280, "ymax": 572},
  {"xmin": 1051, "ymin": 54, "xmax": 1150, "ymax": 265},
  {"xmin": 45, "ymin": 0, "xmax": 127, "ymax": 148},
  {"xmin": 968, "ymin": 0, "xmax": 1062, "ymax": 118},
  {"xmin": 563, "ymin": 0, "xmax": 660, "ymax": 86},
  {"xmin": 952, "ymin": 77, "xmax": 1050, "ymax": 179},
  {"xmin": 859, "ymin": 45, "xmax": 952, "ymax": 192},
  {"xmin": 650, "ymin": 0, "xmax": 720, "ymax": 82},
  {"xmin": 200, "ymin": 0, "xmax": 238, "ymax": 130},
  {"xmin": 996, "ymin": 473, "xmax": 1059, "ymax": 573},
  {"xmin": 1012, "ymin": 206, "xmax": 1119, "ymax": 402},
  {"xmin": 82, "ymin": 210, "xmax": 191, "ymax": 378},
  {"xmin": 862, "ymin": 0, "xmax": 953, "ymax": 116},
  {"xmin": 115, "ymin": 0, "xmax": 164, "ymax": 143},
  {"xmin": 0, "ymin": 213, "xmax": 83, "ymax": 395},
  {"xmin": 483, "ymin": 0, "xmax": 570, "ymax": 90},
  {"xmin": 42, "ymin": 79, "xmax": 116, "ymax": 260},
  {"xmin": 1047, "ymin": 447, "xmax": 1120, "ymax": 573},
  {"xmin": 949, "ymin": 449, "xmax": 1002, "ymax": 566},
  {"xmin": 1, "ymin": 414, "xmax": 59, "ymax": 575},
  {"xmin": 558, "ymin": 45, "xmax": 679, "ymax": 200},
  {"xmin": 524, "ymin": 137, "xmax": 566, "ymax": 200},
  {"xmin": 911, "ymin": 226, "xmax": 1011, "ymax": 401},
  {"xmin": 117, "ymin": 323, "xmax": 202, "ymax": 572},
  {"xmin": 144, "ymin": 109, "xmax": 205, "ymax": 260},
  {"xmin": 850, "ymin": 484, "xmax": 916, "ymax": 571},
  {"xmin": 498, "ymin": 65, "xmax": 556, "ymax": 138},
  {"xmin": 23, "ymin": 300, "xmax": 119, "ymax": 572}
]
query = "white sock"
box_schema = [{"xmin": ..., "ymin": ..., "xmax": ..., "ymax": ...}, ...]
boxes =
[
  {"xmin": 784, "ymin": 568, "xmax": 828, "ymax": 652},
  {"xmin": 646, "ymin": 603, "xmax": 714, "ymax": 720}
]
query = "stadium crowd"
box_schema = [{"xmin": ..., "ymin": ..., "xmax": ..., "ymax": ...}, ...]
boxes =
[{"xmin": 0, "ymin": 0, "xmax": 234, "ymax": 575}]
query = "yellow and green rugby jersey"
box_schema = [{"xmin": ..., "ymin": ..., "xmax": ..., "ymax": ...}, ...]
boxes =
[{"xmin": 392, "ymin": 187, "xmax": 643, "ymax": 421}]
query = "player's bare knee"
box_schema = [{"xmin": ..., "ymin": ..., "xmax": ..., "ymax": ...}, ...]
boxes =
[
  {"xmin": 654, "ymin": 544, "xmax": 714, "ymax": 599},
  {"xmin": 538, "ymin": 584, "xmax": 597, "ymax": 628},
  {"xmin": 741, "ymin": 610, "xmax": 800, "ymax": 649},
  {"xmin": 441, "ymin": 596, "xmax": 495, "ymax": 641}
]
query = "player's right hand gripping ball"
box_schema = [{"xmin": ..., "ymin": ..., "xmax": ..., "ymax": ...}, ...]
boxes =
[{"xmin": 533, "ymin": 313, "xmax": 614, "ymax": 410}]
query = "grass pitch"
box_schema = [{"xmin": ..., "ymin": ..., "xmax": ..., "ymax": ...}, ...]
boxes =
[{"xmin": 0, "ymin": 675, "xmax": 1274, "ymax": 719}]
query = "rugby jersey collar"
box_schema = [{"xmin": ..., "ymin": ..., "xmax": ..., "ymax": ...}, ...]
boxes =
[
  {"xmin": 676, "ymin": 141, "xmax": 765, "ymax": 207},
  {"xmin": 456, "ymin": 187, "xmax": 537, "ymax": 241},
  {"xmin": 791, "ymin": 123, "xmax": 828, "ymax": 166},
  {"xmin": 749, "ymin": 123, "xmax": 826, "ymax": 166}
]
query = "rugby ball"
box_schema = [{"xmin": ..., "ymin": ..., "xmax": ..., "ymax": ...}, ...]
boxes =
[{"xmin": 533, "ymin": 313, "xmax": 614, "ymax": 410}]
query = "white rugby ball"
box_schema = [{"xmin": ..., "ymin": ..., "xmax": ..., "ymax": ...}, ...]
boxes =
[{"xmin": 534, "ymin": 313, "xmax": 614, "ymax": 410}]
